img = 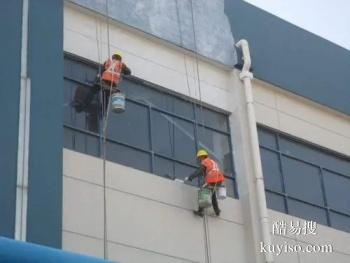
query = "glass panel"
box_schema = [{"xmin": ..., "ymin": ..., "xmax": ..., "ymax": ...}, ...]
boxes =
[
  {"xmin": 173, "ymin": 119, "xmax": 196, "ymax": 165},
  {"xmin": 266, "ymin": 191, "xmax": 286, "ymax": 213},
  {"xmin": 287, "ymin": 199, "xmax": 328, "ymax": 225},
  {"xmin": 282, "ymin": 156, "xmax": 324, "ymax": 206},
  {"xmin": 258, "ymin": 127, "xmax": 277, "ymax": 149},
  {"xmin": 330, "ymin": 212, "xmax": 350, "ymax": 233},
  {"xmin": 85, "ymin": 134, "xmax": 100, "ymax": 157},
  {"xmin": 152, "ymin": 111, "xmax": 175, "ymax": 157},
  {"xmin": 63, "ymin": 128, "xmax": 74, "ymax": 150},
  {"xmin": 279, "ymin": 136, "xmax": 320, "ymax": 165},
  {"xmin": 173, "ymin": 97, "xmax": 194, "ymax": 120},
  {"xmin": 107, "ymin": 101, "xmax": 150, "ymax": 150},
  {"xmin": 323, "ymin": 170, "xmax": 350, "ymax": 214},
  {"xmin": 122, "ymin": 80, "xmax": 171, "ymax": 110},
  {"xmin": 198, "ymin": 127, "xmax": 233, "ymax": 177},
  {"xmin": 260, "ymin": 148, "xmax": 283, "ymax": 192},
  {"xmin": 154, "ymin": 156, "xmax": 174, "ymax": 180},
  {"xmin": 106, "ymin": 142, "xmax": 151, "ymax": 173},
  {"xmin": 319, "ymin": 152, "xmax": 350, "ymax": 177},
  {"xmin": 225, "ymin": 178, "xmax": 235, "ymax": 198},
  {"xmin": 174, "ymin": 162, "xmax": 198, "ymax": 187},
  {"xmin": 196, "ymin": 106, "xmax": 228, "ymax": 132}
]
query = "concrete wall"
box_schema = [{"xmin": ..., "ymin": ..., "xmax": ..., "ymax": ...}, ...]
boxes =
[
  {"xmin": 253, "ymin": 79, "xmax": 350, "ymax": 157},
  {"xmin": 62, "ymin": 149, "xmax": 247, "ymax": 263}
]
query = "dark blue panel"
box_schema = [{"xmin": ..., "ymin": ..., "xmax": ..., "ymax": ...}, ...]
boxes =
[
  {"xmin": 0, "ymin": 0, "xmax": 22, "ymax": 238},
  {"xmin": 225, "ymin": 0, "xmax": 350, "ymax": 116},
  {"xmin": 266, "ymin": 192, "xmax": 285, "ymax": 213},
  {"xmin": 282, "ymin": 156, "xmax": 324, "ymax": 206},
  {"xmin": 106, "ymin": 142, "xmax": 151, "ymax": 173},
  {"xmin": 287, "ymin": 199, "xmax": 328, "ymax": 225},
  {"xmin": 323, "ymin": 171, "xmax": 350, "ymax": 215},
  {"xmin": 26, "ymin": 0, "xmax": 63, "ymax": 248},
  {"xmin": 330, "ymin": 212, "xmax": 350, "ymax": 233},
  {"xmin": 258, "ymin": 128, "xmax": 277, "ymax": 150},
  {"xmin": 260, "ymin": 149, "xmax": 282, "ymax": 192}
]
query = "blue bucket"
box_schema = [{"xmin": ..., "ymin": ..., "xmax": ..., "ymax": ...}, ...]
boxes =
[{"xmin": 111, "ymin": 93, "xmax": 126, "ymax": 113}]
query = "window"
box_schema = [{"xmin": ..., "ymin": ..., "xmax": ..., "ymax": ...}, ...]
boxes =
[
  {"xmin": 63, "ymin": 53, "xmax": 237, "ymax": 198},
  {"xmin": 259, "ymin": 126, "xmax": 350, "ymax": 233}
]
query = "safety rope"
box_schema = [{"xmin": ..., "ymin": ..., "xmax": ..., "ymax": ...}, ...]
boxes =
[
  {"xmin": 100, "ymin": 0, "xmax": 113, "ymax": 260},
  {"xmin": 188, "ymin": 1, "xmax": 212, "ymax": 262}
]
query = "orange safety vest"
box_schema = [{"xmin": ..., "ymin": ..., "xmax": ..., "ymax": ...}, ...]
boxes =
[
  {"xmin": 101, "ymin": 59, "xmax": 123, "ymax": 85},
  {"xmin": 201, "ymin": 158, "xmax": 225, "ymax": 184}
]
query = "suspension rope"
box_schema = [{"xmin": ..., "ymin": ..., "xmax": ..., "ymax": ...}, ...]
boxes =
[{"xmin": 101, "ymin": 0, "xmax": 113, "ymax": 260}]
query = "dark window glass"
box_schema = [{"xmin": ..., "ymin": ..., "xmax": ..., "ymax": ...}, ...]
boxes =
[
  {"xmin": 225, "ymin": 178, "xmax": 235, "ymax": 198},
  {"xmin": 173, "ymin": 119, "xmax": 196, "ymax": 165},
  {"xmin": 174, "ymin": 162, "xmax": 198, "ymax": 187},
  {"xmin": 266, "ymin": 192, "xmax": 286, "ymax": 213},
  {"xmin": 319, "ymin": 152, "xmax": 350, "ymax": 178},
  {"xmin": 74, "ymin": 132, "xmax": 99, "ymax": 157},
  {"xmin": 283, "ymin": 157, "xmax": 324, "ymax": 206},
  {"xmin": 287, "ymin": 199, "xmax": 328, "ymax": 225},
  {"xmin": 152, "ymin": 111, "xmax": 174, "ymax": 157},
  {"xmin": 64, "ymin": 128, "xmax": 74, "ymax": 150},
  {"xmin": 260, "ymin": 149, "xmax": 282, "ymax": 192},
  {"xmin": 258, "ymin": 128, "xmax": 277, "ymax": 149},
  {"xmin": 323, "ymin": 170, "xmax": 350, "ymax": 214},
  {"xmin": 279, "ymin": 136, "xmax": 320, "ymax": 165},
  {"xmin": 106, "ymin": 142, "xmax": 151, "ymax": 173},
  {"xmin": 196, "ymin": 106, "xmax": 228, "ymax": 132},
  {"xmin": 198, "ymin": 127, "xmax": 233, "ymax": 177},
  {"xmin": 154, "ymin": 156, "xmax": 174, "ymax": 179},
  {"xmin": 107, "ymin": 101, "xmax": 150, "ymax": 150},
  {"xmin": 259, "ymin": 126, "xmax": 350, "ymax": 232},
  {"xmin": 330, "ymin": 212, "xmax": 350, "ymax": 232}
]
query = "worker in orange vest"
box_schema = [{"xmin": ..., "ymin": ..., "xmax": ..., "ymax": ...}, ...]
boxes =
[
  {"xmin": 185, "ymin": 149, "xmax": 225, "ymax": 217},
  {"xmin": 99, "ymin": 52, "xmax": 131, "ymax": 114},
  {"xmin": 72, "ymin": 52, "xmax": 131, "ymax": 114}
]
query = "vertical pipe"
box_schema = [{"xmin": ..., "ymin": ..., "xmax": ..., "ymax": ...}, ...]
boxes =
[
  {"xmin": 236, "ymin": 39, "xmax": 274, "ymax": 263},
  {"xmin": 15, "ymin": 0, "xmax": 30, "ymax": 241}
]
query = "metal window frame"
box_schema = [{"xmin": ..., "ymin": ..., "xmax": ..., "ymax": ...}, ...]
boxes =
[{"xmin": 259, "ymin": 125, "xmax": 350, "ymax": 232}]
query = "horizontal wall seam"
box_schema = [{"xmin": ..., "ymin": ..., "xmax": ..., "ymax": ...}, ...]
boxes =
[
  {"xmin": 63, "ymin": 174, "xmax": 244, "ymax": 225},
  {"xmin": 64, "ymin": 27, "xmax": 232, "ymax": 93},
  {"xmin": 63, "ymin": 229, "xmax": 200, "ymax": 263},
  {"xmin": 254, "ymin": 101, "xmax": 350, "ymax": 140}
]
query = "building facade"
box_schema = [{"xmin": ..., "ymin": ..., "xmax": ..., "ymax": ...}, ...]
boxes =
[{"xmin": 1, "ymin": 1, "xmax": 350, "ymax": 263}]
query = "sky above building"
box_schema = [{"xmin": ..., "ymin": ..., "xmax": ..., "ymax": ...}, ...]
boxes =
[{"xmin": 245, "ymin": 0, "xmax": 350, "ymax": 50}]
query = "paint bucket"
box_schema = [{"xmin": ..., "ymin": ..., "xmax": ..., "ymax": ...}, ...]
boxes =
[
  {"xmin": 198, "ymin": 188, "xmax": 212, "ymax": 208},
  {"xmin": 216, "ymin": 185, "xmax": 227, "ymax": 200},
  {"xmin": 111, "ymin": 92, "xmax": 125, "ymax": 113}
]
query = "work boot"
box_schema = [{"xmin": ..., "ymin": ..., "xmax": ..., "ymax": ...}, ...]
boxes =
[
  {"xmin": 215, "ymin": 209, "xmax": 221, "ymax": 217},
  {"xmin": 193, "ymin": 210, "xmax": 204, "ymax": 217}
]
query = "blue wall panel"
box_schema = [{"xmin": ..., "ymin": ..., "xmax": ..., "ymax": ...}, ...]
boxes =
[
  {"xmin": 26, "ymin": 0, "xmax": 63, "ymax": 248},
  {"xmin": 225, "ymin": 0, "xmax": 350, "ymax": 116},
  {"xmin": 0, "ymin": 0, "xmax": 22, "ymax": 238}
]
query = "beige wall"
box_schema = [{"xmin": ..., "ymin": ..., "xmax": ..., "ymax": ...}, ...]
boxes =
[
  {"xmin": 253, "ymin": 79, "xmax": 350, "ymax": 157},
  {"xmin": 62, "ymin": 149, "xmax": 247, "ymax": 263}
]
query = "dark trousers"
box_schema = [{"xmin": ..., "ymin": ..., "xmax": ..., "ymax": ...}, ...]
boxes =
[{"xmin": 198, "ymin": 189, "xmax": 220, "ymax": 215}]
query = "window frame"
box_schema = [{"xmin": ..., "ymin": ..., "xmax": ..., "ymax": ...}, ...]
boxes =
[{"xmin": 63, "ymin": 52, "xmax": 238, "ymax": 198}]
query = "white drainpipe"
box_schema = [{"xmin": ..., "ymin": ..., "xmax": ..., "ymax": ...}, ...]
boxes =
[
  {"xmin": 235, "ymin": 39, "xmax": 274, "ymax": 263},
  {"xmin": 15, "ymin": 0, "xmax": 30, "ymax": 241}
]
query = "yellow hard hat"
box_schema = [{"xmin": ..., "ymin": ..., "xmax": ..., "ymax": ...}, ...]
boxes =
[
  {"xmin": 196, "ymin": 149, "xmax": 208, "ymax": 158},
  {"xmin": 113, "ymin": 52, "xmax": 122, "ymax": 59}
]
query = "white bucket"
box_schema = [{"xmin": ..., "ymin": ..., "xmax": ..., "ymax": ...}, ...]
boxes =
[
  {"xmin": 217, "ymin": 186, "xmax": 227, "ymax": 200},
  {"xmin": 111, "ymin": 92, "xmax": 125, "ymax": 113}
]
